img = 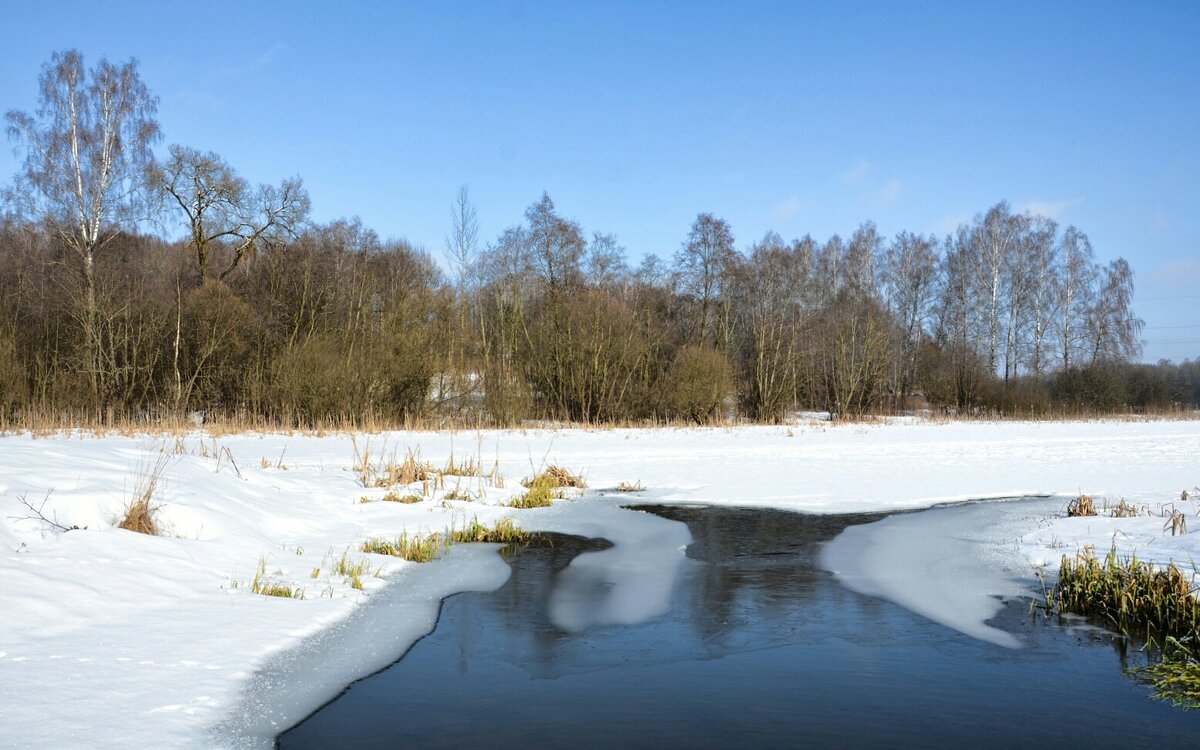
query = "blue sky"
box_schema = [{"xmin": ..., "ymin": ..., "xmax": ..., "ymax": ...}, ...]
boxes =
[{"xmin": 2, "ymin": 1, "xmax": 1198, "ymax": 362}]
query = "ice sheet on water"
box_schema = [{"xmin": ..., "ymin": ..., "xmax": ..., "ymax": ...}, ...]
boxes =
[
  {"xmin": 821, "ymin": 497, "xmax": 1064, "ymax": 648},
  {"xmin": 212, "ymin": 545, "xmax": 511, "ymax": 749},
  {"xmin": 532, "ymin": 500, "xmax": 693, "ymax": 632},
  {"xmin": 214, "ymin": 499, "xmax": 692, "ymax": 746}
]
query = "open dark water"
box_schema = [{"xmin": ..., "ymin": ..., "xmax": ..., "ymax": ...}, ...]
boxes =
[{"xmin": 279, "ymin": 506, "xmax": 1200, "ymax": 749}]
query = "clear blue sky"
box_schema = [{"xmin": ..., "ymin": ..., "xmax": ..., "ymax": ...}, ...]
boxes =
[{"xmin": 2, "ymin": 1, "xmax": 1197, "ymax": 362}]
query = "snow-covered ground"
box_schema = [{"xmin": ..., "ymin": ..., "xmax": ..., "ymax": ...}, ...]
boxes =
[{"xmin": 1, "ymin": 419, "xmax": 1197, "ymax": 748}]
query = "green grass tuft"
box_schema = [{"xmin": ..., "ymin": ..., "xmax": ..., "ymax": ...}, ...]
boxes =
[
  {"xmin": 1056, "ymin": 547, "xmax": 1199, "ymax": 645},
  {"xmin": 1140, "ymin": 656, "xmax": 1200, "ymax": 709},
  {"xmin": 361, "ymin": 533, "xmax": 446, "ymax": 562},
  {"xmin": 449, "ymin": 517, "xmax": 532, "ymax": 544},
  {"xmin": 251, "ymin": 558, "xmax": 304, "ymax": 599},
  {"xmin": 510, "ymin": 481, "xmax": 558, "ymax": 508}
]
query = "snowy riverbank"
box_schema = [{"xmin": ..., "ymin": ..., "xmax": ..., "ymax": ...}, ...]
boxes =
[{"xmin": 1, "ymin": 419, "xmax": 1197, "ymax": 748}]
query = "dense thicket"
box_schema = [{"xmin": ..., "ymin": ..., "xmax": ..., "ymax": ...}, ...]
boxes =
[{"xmin": 1, "ymin": 51, "xmax": 1193, "ymax": 426}]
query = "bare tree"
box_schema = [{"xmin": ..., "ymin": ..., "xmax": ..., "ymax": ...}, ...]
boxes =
[
  {"xmin": 1056, "ymin": 225, "xmax": 1096, "ymax": 370},
  {"xmin": 737, "ymin": 232, "xmax": 806, "ymax": 420},
  {"xmin": 150, "ymin": 145, "xmax": 307, "ymax": 282},
  {"xmin": 883, "ymin": 231, "xmax": 939, "ymax": 402},
  {"xmin": 526, "ymin": 193, "xmax": 585, "ymax": 292},
  {"xmin": 444, "ymin": 184, "xmax": 478, "ymax": 295},
  {"xmin": 675, "ymin": 213, "xmax": 736, "ymax": 348},
  {"xmin": 438, "ymin": 185, "xmax": 481, "ymax": 413},
  {"xmin": 973, "ymin": 202, "xmax": 1022, "ymax": 375},
  {"xmin": 5, "ymin": 50, "xmax": 159, "ymax": 392},
  {"xmin": 1088, "ymin": 257, "xmax": 1143, "ymax": 364},
  {"xmin": 217, "ymin": 178, "xmax": 309, "ymax": 281},
  {"xmin": 844, "ymin": 222, "xmax": 883, "ymax": 299},
  {"xmin": 932, "ymin": 226, "xmax": 986, "ymax": 409},
  {"xmin": 1022, "ymin": 215, "xmax": 1058, "ymax": 377},
  {"xmin": 583, "ymin": 231, "xmax": 630, "ymax": 291}
]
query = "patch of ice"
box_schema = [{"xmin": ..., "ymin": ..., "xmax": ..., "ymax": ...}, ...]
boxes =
[
  {"xmin": 213, "ymin": 544, "xmax": 510, "ymax": 749},
  {"xmin": 821, "ymin": 498, "xmax": 1064, "ymax": 648},
  {"xmin": 524, "ymin": 500, "xmax": 692, "ymax": 632}
]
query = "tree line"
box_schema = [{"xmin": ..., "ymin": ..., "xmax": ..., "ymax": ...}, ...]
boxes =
[{"xmin": 1, "ymin": 51, "xmax": 1195, "ymax": 426}]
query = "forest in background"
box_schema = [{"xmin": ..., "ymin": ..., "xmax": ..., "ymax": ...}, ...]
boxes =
[{"xmin": 1, "ymin": 51, "xmax": 1197, "ymax": 428}]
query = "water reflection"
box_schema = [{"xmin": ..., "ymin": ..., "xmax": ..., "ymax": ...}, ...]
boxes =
[{"xmin": 280, "ymin": 506, "xmax": 1200, "ymax": 750}]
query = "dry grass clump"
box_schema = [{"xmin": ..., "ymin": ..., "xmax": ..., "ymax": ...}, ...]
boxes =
[
  {"xmin": 361, "ymin": 533, "xmax": 446, "ymax": 562},
  {"xmin": 509, "ymin": 464, "xmax": 586, "ymax": 509},
  {"xmin": 1066, "ymin": 493, "xmax": 1096, "ymax": 517},
  {"xmin": 251, "ymin": 558, "xmax": 303, "ymax": 599},
  {"xmin": 1056, "ymin": 548, "xmax": 1199, "ymax": 643},
  {"xmin": 1164, "ymin": 506, "xmax": 1189, "ymax": 536},
  {"xmin": 352, "ymin": 438, "xmax": 433, "ymax": 487},
  {"xmin": 449, "ymin": 517, "xmax": 531, "ymax": 544},
  {"xmin": 386, "ymin": 449, "xmax": 434, "ymax": 485},
  {"xmin": 615, "ymin": 480, "xmax": 644, "ymax": 492},
  {"xmin": 522, "ymin": 465, "xmax": 587, "ymax": 490},
  {"xmin": 118, "ymin": 454, "xmax": 169, "ymax": 535},
  {"xmin": 381, "ymin": 489, "xmax": 423, "ymax": 504},
  {"xmin": 332, "ymin": 551, "xmax": 372, "ymax": 590},
  {"xmin": 442, "ymin": 453, "xmax": 481, "ymax": 477},
  {"xmin": 1107, "ymin": 498, "xmax": 1144, "ymax": 518}
]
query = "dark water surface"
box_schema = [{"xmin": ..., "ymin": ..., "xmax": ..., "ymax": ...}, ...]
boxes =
[{"xmin": 279, "ymin": 505, "xmax": 1200, "ymax": 749}]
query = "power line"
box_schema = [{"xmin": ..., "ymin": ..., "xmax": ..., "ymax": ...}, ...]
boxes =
[{"xmin": 1138, "ymin": 294, "xmax": 1200, "ymax": 302}]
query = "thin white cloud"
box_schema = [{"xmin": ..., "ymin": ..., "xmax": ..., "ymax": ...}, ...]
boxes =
[
  {"xmin": 773, "ymin": 194, "xmax": 805, "ymax": 220},
  {"xmin": 876, "ymin": 179, "xmax": 903, "ymax": 207},
  {"xmin": 219, "ymin": 41, "xmax": 288, "ymax": 79},
  {"xmin": 933, "ymin": 212, "xmax": 972, "ymax": 234},
  {"xmin": 1148, "ymin": 256, "xmax": 1200, "ymax": 284},
  {"xmin": 839, "ymin": 159, "xmax": 902, "ymax": 208},
  {"xmin": 174, "ymin": 89, "xmax": 227, "ymax": 111},
  {"xmin": 1018, "ymin": 197, "xmax": 1084, "ymax": 220},
  {"xmin": 840, "ymin": 159, "xmax": 871, "ymax": 186}
]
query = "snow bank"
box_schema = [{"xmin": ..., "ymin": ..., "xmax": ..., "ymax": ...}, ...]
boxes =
[{"xmin": 0, "ymin": 419, "xmax": 1196, "ymax": 747}]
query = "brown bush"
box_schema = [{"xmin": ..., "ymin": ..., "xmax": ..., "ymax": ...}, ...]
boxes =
[{"xmin": 663, "ymin": 345, "xmax": 732, "ymax": 423}]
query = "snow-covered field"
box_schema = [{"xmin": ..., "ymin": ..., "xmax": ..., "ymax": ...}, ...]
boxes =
[{"xmin": 1, "ymin": 419, "xmax": 1197, "ymax": 748}]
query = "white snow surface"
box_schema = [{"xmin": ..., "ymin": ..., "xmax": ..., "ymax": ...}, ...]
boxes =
[{"xmin": 1, "ymin": 419, "xmax": 1198, "ymax": 748}]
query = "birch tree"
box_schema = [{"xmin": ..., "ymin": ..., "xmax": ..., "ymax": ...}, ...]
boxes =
[
  {"xmin": 1088, "ymin": 258, "xmax": 1143, "ymax": 364},
  {"xmin": 883, "ymin": 231, "xmax": 939, "ymax": 401},
  {"xmin": 5, "ymin": 50, "xmax": 159, "ymax": 393},
  {"xmin": 1023, "ymin": 216, "xmax": 1058, "ymax": 376},
  {"xmin": 1056, "ymin": 226, "xmax": 1096, "ymax": 370},
  {"xmin": 973, "ymin": 202, "xmax": 1022, "ymax": 375}
]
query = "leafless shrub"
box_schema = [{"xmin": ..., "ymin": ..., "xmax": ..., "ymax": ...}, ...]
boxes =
[{"xmin": 11, "ymin": 491, "xmax": 78, "ymax": 532}]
